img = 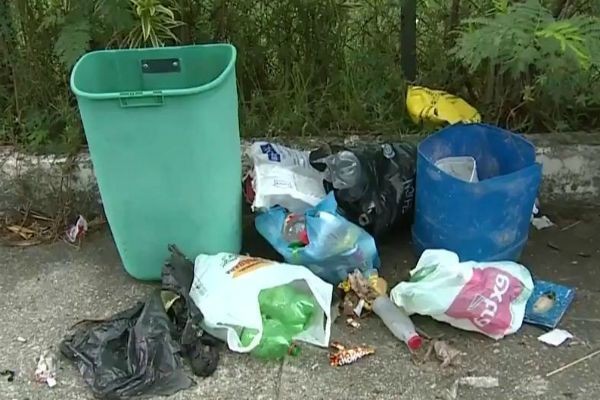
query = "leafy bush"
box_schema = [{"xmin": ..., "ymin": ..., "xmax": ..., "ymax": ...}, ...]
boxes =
[
  {"xmin": 452, "ymin": 0, "xmax": 600, "ymax": 132},
  {"xmin": 0, "ymin": 0, "xmax": 599, "ymax": 153}
]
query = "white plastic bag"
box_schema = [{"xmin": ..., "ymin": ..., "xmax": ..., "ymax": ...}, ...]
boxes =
[
  {"xmin": 190, "ymin": 253, "xmax": 333, "ymax": 353},
  {"xmin": 249, "ymin": 142, "xmax": 326, "ymax": 213},
  {"xmin": 390, "ymin": 249, "xmax": 533, "ymax": 339}
]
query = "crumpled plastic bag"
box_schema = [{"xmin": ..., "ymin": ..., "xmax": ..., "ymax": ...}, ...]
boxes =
[
  {"xmin": 310, "ymin": 142, "xmax": 417, "ymax": 238},
  {"xmin": 60, "ymin": 246, "xmax": 219, "ymax": 399},
  {"xmin": 255, "ymin": 193, "xmax": 380, "ymax": 284},
  {"xmin": 247, "ymin": 142, "xmax": 326, "ymax": 213},
  {"xmin": 190, "ymin": 253, "xmax": 332, "ymax": 354},
  {"xmin": 390, "ymin": 249, "xmax": 534, "ymax": 340},
  {"xmin": 406, "ymin": 85, "xmax": 481, "ymax": 126}
]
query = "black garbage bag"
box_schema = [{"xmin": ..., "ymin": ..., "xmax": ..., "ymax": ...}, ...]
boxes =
[
  {"xmin": 60, "ymin": 292, "xmax": 193, "ymax": 398},
  {"xmin": 61, "ymin": 246, "xmax": 219, "ymax": 399},
  {"xmin": 310, "ymin": 142, "xmax": 417, "ymax": 238},
  {"xmin": 161, "ymin": 245, "xmax": 220, "ymax": 377}
]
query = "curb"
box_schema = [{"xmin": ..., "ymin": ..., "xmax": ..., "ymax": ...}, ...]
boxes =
[{"xmin": 1, "ymin": 132, "xmax": 599, "ymax": 216}]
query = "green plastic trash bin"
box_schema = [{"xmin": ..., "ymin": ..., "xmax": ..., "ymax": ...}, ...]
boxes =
[{"xmin": 71, "ymin": 44, "xmax": 242, "ymax": 280}]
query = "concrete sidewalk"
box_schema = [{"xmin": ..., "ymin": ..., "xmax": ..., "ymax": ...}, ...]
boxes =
[{"xmin": 1, "ymin": 207, "xmax": 600, "ymax": 400}]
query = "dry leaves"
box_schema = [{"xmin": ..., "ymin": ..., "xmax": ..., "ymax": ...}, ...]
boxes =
[
  {"xmin": 347, "ymin": 270, "xmax": 379, "ymax": 304},
  {"xmin": 423, "ymin": 340, "xmax": 461, "ymax": 368},
  {"xmin": 1, "ymin": 207, "xmax": 105, "ymax": 247}
]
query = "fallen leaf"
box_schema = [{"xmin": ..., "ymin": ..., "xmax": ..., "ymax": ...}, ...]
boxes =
[{"xmin": 433, "ymin": 340, "xmax": 461, "ymax": 368}]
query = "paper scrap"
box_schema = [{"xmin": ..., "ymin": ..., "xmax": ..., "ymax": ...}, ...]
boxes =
[
  {"xmin": 353, "ymin": 298, "xmax": 365, "ymax": 317},
  {"xmin": 538, "ymin": 329, "xmax": 573, "ymax": 347},
  {"xmin": 445, "ymin": 376, "xmax": 499, "ymax": 400},
  {"xmin": 66, "ymin": 215, "xmax": 88, "ymax": 243},
  {"xmin": 532, "ymin": 216, "xmax": 554, "ymax": 230}
]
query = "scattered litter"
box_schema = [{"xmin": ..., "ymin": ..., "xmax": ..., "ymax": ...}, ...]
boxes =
[
  {"xmin": 406, "ymin": 85, "xmax": 481, "ymax": 126},
  {"xmin": 390, "ymin": 249, "xmax": 534, "ymax": 339},
  {"xmin": 65, "ymin": 215, "xmax": 88, "ymax": 243},
  {"xmin": 538, "ymin": 329, "xmax": 573, "ymax": 347},
  {"xmin": 61, "ymin": 246, "xmax": 220, "ymax": 398},
  {"xmin": 189, "ymin": 253, "xmax": 332, "ymax": 356},
  {"xmin": 309, "ymin": 142, "xmax": 416, "ymax": 237},
  {"xmin": 547, "ymin": 242, "xmax": 561, "ymax": 251},
  {"xmin": 16, "ymin": 336, "xmax": 26, "ymax": 343},
  {"xmin": 0, "ymin": 369, "xmax": 15, "ymax": 382},
  {"xmin": 532, "ymin": 215, "xmax": 555, "ymax": 230},
  {"xmin": 458, "ymin": 376, "xmax": 499, "ymax": 388},
  {"xmin": 34, "ymin": 350, "xmax": 57, "ymax": 388},
  {"xmin": 310, "ymin": 363, "xmax": 319, "ymax": 371},
  {"xmin": 546, "ymin": 349, "xmax": 600, "ymax": 377},
  {"xmin": 346, "ymin": 318, "xmax": 361, "ymax": 329},
  {"xmin": 571, "ymin": 260, "xmax": 579, "ymax": 265},
  {"xmin": 428, "ymin": 340, "xmax": 461, "ymax": 368},
  {"xmin": 247, "ymin": 142, "xmax": 326, "ymax": 213},
  {"xmin": 255, "ymin": 193, "xmax": 380, "ymax": 284},
  {"xmin": 338, "ymin": 270, "xmax": 386, "ymax": 317},
  {"xmin": 445, "ymin": 376, "xmax": 499, "ymax": 400},
  {"xmin": 577, "ymin": 252, "xmax": 591, "ymax": 258},
  {"xmin": 560, "ymin": 220, "xmax": 581, "ymax": 232},
  {"xmin": 525, "ymin": 280, "xmax": 575, "ymax": 329},
  {"xmin": 353, "ymin": 299, "xmax": 365, "ymax": 317},
  {"xmin": 342, "ymin": 295, "xmax": 356, "ymax": 317},
  {"xmin": 517, "ymin": 375, "xmax": 549, "ymax": 395},
  {"xmin": 329, "ymin": 342, "xmax": 375, "ymax": 367},
  {"xmin": 346, "ymin": 270, "xmax": 380, "ymax": 304}
]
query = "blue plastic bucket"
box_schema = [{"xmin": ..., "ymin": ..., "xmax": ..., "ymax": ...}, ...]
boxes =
[{"xmin": 412, "ymin": 123, "xmax": 542, "ymax": 262}]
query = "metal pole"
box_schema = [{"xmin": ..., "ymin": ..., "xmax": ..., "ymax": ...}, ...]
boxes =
[{"xmin": 400, "ymin": 0, "xmax": 417, "ymax": 82}]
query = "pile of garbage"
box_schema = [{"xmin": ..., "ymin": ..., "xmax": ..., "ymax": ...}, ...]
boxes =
[{"xmin": 58, "ymin": 88, "xmax": 578, "ymax": 399}]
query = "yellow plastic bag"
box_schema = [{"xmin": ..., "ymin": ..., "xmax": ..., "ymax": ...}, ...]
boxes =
[{"xmin": 406, "ymin": 86, "xmax": 481, "ymax": 126}]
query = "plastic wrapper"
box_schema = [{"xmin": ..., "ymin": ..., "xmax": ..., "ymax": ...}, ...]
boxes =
[
  {"xmin": 310, "ymin": 143, "xmax": 416, "ymax": 238},
  {"xmin": 329, "ymin": 342, "xmax": 375, "ymax": 366},
  {"xmin": 255, "ymin": 193, "xmax": 380, "ymax": 284},
  {"xmin": 247, "ymin": 142, "xmax": 326, "ymax": 213}
]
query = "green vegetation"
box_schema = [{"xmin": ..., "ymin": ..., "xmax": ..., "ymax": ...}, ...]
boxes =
[{"xmin": 0, "ymin": 0, "xmax": 599, "ymax": 153}]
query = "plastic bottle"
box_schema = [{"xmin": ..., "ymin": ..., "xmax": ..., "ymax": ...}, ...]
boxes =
[
  {"xmin": 325, "ymin": 150, "xmax": 362, "ymax": 189},
  {"xmin": 372, "ymin": 296, "xmax": 422, "ymax": 350},
  {"xmin": 320, "ymin": 151, "xmax": 368, "ymax": 201},
  {"xmin": 282, "ymin": 214, "xmax": 309, "ymax": 246}
]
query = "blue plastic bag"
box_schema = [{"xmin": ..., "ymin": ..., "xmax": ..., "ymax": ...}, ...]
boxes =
[{"xmin": 255, "ymin": 193, "xmax": 380, "ymax": 284}]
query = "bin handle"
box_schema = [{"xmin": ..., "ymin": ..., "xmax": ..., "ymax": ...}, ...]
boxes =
[{"xmin": 119, "ymin": 91, "xmax": 164, "ymax": 108}]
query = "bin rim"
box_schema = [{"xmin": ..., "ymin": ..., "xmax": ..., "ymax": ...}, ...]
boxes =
[
  {"xmin": 70, "ymin": 43, "xmax": 237, "ymax": 99},
  {"xmin": 417, "ymin": 122, "xmax": 541, "ymax": 183}
]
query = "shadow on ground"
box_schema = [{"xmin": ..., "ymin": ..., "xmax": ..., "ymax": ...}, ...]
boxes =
[{"xmin": 0, "ymin": 205, "xmax": 599, "ymax": 399}]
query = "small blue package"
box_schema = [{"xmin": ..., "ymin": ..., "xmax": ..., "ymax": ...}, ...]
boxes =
[
  {"xmin": 255, "ymin": 192, "xmax": 380, "ymax": 285},
  {"xmin": 524, "ymin": 280, "xmax": 575, "ymax": 329}
]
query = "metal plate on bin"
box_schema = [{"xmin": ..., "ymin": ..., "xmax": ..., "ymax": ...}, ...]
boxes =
[{"xmin": 141, "ymin": 58, "xmax": 181, "ymax": 73}]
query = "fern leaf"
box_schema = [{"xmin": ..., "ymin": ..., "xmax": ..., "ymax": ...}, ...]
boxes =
[
  {"xmin": 536, "ymin": 20, "xmax": 593, "ymax": 68},
  {"xmin": 54, "ymin": 19, "xmax": 91, "ymax": 68}
]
